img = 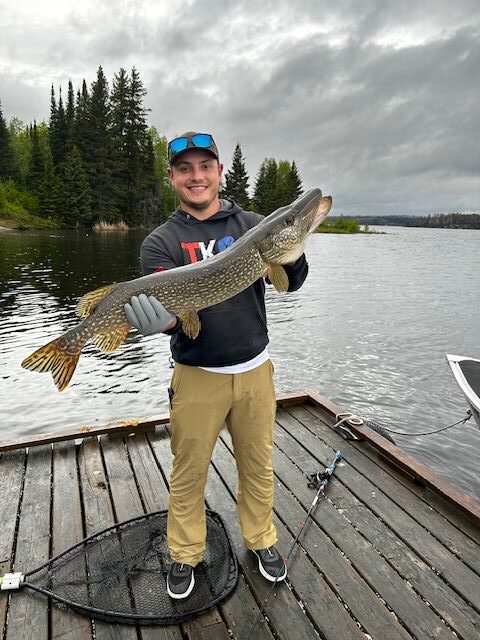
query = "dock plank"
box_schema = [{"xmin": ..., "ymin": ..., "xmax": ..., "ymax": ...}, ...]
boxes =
[
  {"xmin": 100, "ymin": 435, "xmax": 184, "ymax": 640},
  {"xmin": 272, "ymin": 467, "xmax": 413, "ymax": 639},
  {"xmin": 51, "ymin": 441, "xmax": 92, "ymax": 640},
  {"xmin": 6, "ymin": 446, "xmax": 51, "ymax": 640},
  {"xmin": 126, "ymin": 433, "xmax": 169, "ymax": 512},
  {"xmin": 276, "ymin": 408, "xmax": 480, "ymax": 611},
  {"xmin": 279, "ymin": 414, "xmax": 480, "ymax": 638},
  {"xmin": 78, "ymin": 438, "xmax": 137, "ymax": 640},
  {"xmin": 274, "ymin": 416, "xmax": 460, "ymax": 639},
  {"xmin": 300, "ymin": 403, "xmax": 480, "ymax": 571},
  {"xmin": 0, "ymin": 451, "xmax": 25, "ymax": 636},
  {"xmin": 289, "ymin": 409, "xmax": 480, "ymax": 640}
]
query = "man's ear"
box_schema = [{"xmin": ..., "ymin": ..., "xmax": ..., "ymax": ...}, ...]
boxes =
[{"xmin": 217, "ymin": 162, "xmax": 224, "ymax": 177}]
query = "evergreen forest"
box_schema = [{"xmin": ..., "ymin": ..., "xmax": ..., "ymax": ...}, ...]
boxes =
[{"xmin": 0, "ymin": 67, "xmax": 304, "ymax": 229}]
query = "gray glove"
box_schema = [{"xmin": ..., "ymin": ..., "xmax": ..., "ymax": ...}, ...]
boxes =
[{"xmin": 124, "ymin": 294, "xmax": 177, "ymax": 335}]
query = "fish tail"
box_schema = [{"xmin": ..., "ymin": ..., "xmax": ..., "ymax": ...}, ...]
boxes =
[{"xmin": 21, "ymin": 334, "xmax": 86, "ymax": 392}]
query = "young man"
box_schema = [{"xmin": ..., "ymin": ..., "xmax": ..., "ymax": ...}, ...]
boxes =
[{"xmin": 124, "ymin": 132, "xmax": 309, "ymax": 599}]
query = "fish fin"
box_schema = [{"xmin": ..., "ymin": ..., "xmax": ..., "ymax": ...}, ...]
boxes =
[
  {"xmin": 76, "ymin": 283, "xmax": 120, "ymax": 318},
  {"xmin": 267, "ymin": 265, "xmax": 289, "ymax": 292},
  {"xmin": 178, "ymin": 310, "xmax": 201, "ymax": 339},
  {"xmin": 93, "ymin": 323, "xmax": 131, "ymax": 353},
  {"xmin": 21, "ymin": 335, "xmax": 84, "ymax": 392}
]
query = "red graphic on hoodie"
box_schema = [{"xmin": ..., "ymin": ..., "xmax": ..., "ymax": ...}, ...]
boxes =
[
  {"xmin": 181, "ymin": 241, "xmax": 200, "ymax": 263},
  {"xmin": 181, "ymin": 240, "xmax": 216, "ymax": 263}
]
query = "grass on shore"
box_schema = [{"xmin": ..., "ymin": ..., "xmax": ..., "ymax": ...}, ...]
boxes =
[
  {"xmin": 0, "ymin": 213, "xmax": 57, "ymax": 230},
  {"xmin": 0, "ymin": 180, "xmax": 58, "ymax": 229}
]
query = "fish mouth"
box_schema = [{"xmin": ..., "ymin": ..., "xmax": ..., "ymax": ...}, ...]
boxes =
[{"xmin": 306, "ymin": 195, "xmax": 333, "ymax": 232}]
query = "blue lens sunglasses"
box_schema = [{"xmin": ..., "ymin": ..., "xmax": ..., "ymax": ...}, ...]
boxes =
[{"xmin": 169, "ymin": 133, "xmax": 215, "ymax": 155}]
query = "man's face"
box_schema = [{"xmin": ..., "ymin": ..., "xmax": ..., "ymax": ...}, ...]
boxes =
[{"xmin": 168, "ymin": 149, "xmax": 223, "ymax": 217}]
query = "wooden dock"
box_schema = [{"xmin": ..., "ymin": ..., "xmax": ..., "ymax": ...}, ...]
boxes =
[{"xmin": 1, "ymin": 391, "xmax": 480, "ymax": 640}]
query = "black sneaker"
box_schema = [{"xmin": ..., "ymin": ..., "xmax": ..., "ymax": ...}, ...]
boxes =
[
  {"xmin": 252, "ymin": 546, "xmax": 287, "ymax": 582},
  {"xmin": 166, "ymin": 562, "xmax": 195, "ymax": 599}
]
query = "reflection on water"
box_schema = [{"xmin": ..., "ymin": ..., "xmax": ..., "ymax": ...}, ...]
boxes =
[{"xmin": 1, "ymin": 226, "xmax": 479, "ymax": 498}]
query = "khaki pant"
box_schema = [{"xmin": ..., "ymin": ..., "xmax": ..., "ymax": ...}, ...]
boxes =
[{"xmin": 167, "ymin": 360, "xmax": 277, "ymax": 566}]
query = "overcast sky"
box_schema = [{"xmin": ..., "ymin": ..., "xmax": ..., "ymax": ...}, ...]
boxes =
[{"xmin": 1, "ymin": 0, "xmax": 479, "ymax": 215}]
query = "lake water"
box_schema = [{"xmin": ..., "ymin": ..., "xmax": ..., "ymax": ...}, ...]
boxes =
[{"xmin": 1, "ymin": 225, "xmax": 479, "ymax": 499}]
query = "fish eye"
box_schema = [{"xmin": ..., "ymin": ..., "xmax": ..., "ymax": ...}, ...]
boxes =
[{"xmin": 285, "ymin": 216, "xmax": 295, "ymax": 226}]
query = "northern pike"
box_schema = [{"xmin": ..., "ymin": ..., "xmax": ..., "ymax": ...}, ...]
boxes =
[{"xmin": 22, "ymin": 189, "xmax": 332, "ymax": 391}]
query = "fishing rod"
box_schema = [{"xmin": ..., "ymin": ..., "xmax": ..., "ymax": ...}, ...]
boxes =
[{"xmin": 246, "ymin": 450, "xmax": 342, "ymax": 639}]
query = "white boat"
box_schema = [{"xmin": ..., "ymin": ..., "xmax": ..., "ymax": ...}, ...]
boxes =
[{"xmin": 446, "ymin": 354, "xmax": 480, "ymax": 428}]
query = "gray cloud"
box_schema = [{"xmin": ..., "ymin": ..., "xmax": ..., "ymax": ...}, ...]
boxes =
[{"xmin": 1, "ymin": 0, "xmax": 479, "ymax": 214}]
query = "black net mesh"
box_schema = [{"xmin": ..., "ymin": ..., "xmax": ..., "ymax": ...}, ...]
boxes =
[{"xmin": 24, "ymin": 510, "xmax": 238, "ymax": 625}]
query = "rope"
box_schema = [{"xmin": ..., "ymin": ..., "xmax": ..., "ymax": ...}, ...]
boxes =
[{"xmin": 334, "ymin": 410, "xmax": 472, "ymax": 438}]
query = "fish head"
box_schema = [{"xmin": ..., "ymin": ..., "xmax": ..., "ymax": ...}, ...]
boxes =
[{"xmin": 257, "ymin": 189, "xmax": 332, "ymax": 265}]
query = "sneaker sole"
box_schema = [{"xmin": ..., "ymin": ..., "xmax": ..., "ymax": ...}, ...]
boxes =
[
  {"xmin": 253, "ymin": 550, "xmax": 287, "ymax": 583},
  {"xmin": 166, "ymin": 571, "xmax": 195, "ymax": 599}
]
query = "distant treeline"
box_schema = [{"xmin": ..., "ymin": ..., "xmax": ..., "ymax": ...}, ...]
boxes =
[
  {"xmin": 333, "ymin": 213, "xmax": 480, "ymax": 229},
  {"xmin": 0, "ymin": 67, "xmax": 304, "ymax": 228}
]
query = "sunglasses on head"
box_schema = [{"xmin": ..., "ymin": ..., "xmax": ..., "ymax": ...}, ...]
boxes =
[{"xmin": 168, "ymin": 133, "xmax": 215, "ymax": 155}]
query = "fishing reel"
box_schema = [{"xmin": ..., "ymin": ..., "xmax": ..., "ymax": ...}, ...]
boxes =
[{"xmin": 307, "ymin": 470, "xmax": 329, "ymax": 489}]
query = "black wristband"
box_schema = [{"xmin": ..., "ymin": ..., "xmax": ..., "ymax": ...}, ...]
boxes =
[{"xmin": 163, "ymin": 316, "xmax": 182, "ymax": 335}]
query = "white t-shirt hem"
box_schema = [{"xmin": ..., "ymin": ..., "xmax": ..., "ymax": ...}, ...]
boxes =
[{"xmin": 199, "ymin": 346, "xmax": 270, "ymax": 374}]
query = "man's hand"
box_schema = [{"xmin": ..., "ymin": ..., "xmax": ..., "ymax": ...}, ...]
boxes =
[{"xmin": 124, "ymin": 294, "xmax": 177, "ymax": 335}]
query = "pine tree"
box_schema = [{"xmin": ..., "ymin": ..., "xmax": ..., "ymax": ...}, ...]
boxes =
[
  {"xmin": 252, "ymin": 161, "xmax": 267, "ymax": 215},
  {"xmin": 138, "ymin": 132, "xmax": 159, "ymax": 223},
  {"xmin": 87, "ymin": 66, "xmax": 114, "ymax": 222},
  {"xmin": 38, "ymin": 147, "xmax": 63, "ymax": 219},
  {"xmin": 74, "ymin": 80, "xmax": 90, "ymax": 161},
  {"xmin": 125, "ymin": 67, "xmax": 151, "ymax": 224},
  {"xmin": 287, "ymin": 160, "xmax": 303, "ymax": 201},
  {"xmin": 56, "ymin": 89, "xmax": 67, "ymax": 165},
  {"xmin": 152, "ymin": 128, "xmax": 176, "ymax": 223},
  {"xmin": 8, "ymin": 118, "xmax": 31, "ymax": 186},
  {"xmin": 49, "ymin": 84, "xmax": 57, "ymax": 132},
  {"xmin": 224, "ymin": 143, "xmax": 250, "ymax": 209},
  {"xmin": 62, "ymin": 146, "xmax": 92, "ymax": 226},
  {"xmin": 265, "ymin": 158, "xmax": 279, "ymax": 214},
  {"xmin": 49, "ymin": 86, "xmax": 67, "ymax": 167},
  {"xmin": 65, "ymin": 80, "xmax": 75, "ymax": 153},
  {"xmin": 276, "ymin": 159, "xmax": 292, "ymax": 208},
  {"xmin": 110, "ymin": 68, "xmax": 130, "ymax": 216},
  {"xmin": 274, "ymin": 159, "xmax": 303, "ymax": 207},
  {"xmin": 107, "ymin": 66, "xmax": 153, "ymax": 224},
  {"xmin": 0, "ymin": 101, "xmax": 16, "ymax": 180},
  {"xmin": 27, "ymin": 121, "xmax": 44, "ymax": 196},
  {"xmin": 254, "ymin": 158, "xmax": 279, "ymax": 215}
]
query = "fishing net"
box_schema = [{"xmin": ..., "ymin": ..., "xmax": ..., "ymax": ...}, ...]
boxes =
[{"xmin": 16, "ymin": 510, "xmax": 238, "ymax": 625}]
